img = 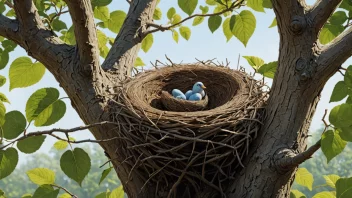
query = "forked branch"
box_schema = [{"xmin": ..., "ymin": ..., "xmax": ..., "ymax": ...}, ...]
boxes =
[
  {"xmin": 309, "ymin": 0, "xmax": 342, "ymax": 32},
  {"xmin": 64, "ymin": 0, "xmax": 100, "ymax": 73}
]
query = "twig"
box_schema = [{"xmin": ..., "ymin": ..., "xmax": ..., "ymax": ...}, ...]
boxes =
[
  {"xmin": 144, "ymin": 0, "xmax": 244, "ymax": 36},
  {"xmin": 51, "ymin": 184, "xmax": 78, "ymax": 198},
  {"xmin": 4, "ymin": 0, "xmax": 14, "ymax": 8},
  {"xmin": 275, "ymin": 140, "xmax": 321, "ymax": 170},
  {"xmin": 322, "ymin": 109, "xmax": 330, "ymax": 131},
  {"xmin": 0, "ymin": 121, "xmax": 118, "ymax": 150}
]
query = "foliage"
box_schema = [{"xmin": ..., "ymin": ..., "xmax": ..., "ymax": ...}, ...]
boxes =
[
  {"xmin": 0, "ymin": 0, "xmax": 352, "ymax": 197},
  {"xmin": 0, "ymin": 144, "xmax": 122, "ymax": 198}
]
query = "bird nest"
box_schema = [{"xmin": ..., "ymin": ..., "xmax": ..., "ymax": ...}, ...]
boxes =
[{"xmin": 111, "ymin": 62, "xmax": 267, "ymax": 197}]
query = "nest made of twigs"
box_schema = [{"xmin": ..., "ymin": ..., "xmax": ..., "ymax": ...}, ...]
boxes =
[
  {"xmin": 160, "ymin": 91, "xmax": 209, "ymax": 112},
  {"xmin": 111, "ymin": 62, "xmax": 267, "ymax": 197}
]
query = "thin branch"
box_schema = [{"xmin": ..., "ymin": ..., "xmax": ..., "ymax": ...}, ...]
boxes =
[
  {"xmin": 51, "ymin": 184, "xmax": 78, "ymax": 198},
  {"xmin": 144, "ymin": 0, "xmax": 244, "ymax": 35},
  {"xmin": 276, "ymin": 140, "xmax": 321, "ymax": 170},
  {"xmin": 101, "ymin": 0, "xmax": 158, "ymax": 80},
  {"xmin": 309, "ymin": 0, "xmax": 342, "ymax": 32},
  {"xmin": 4, "ymin": 0, "xmax": 14, "ymax": 8},
  {"xmin": 317, "ymin": 27, "xmax": 352, "ymax": 78},
  {"xmin": 63, "ymin": 0, "xmax": 100, "ymax": 73},
  {"xmin": 0, "ymin": 121, "xmax": 118, "ymax": 150},
  {"xmin": 12, "ymin": 0, "xmax": 74, "ymax": 73},
  {"xmin": 49, "ymin": 133, "xmax": 119, "ymax": 144}
]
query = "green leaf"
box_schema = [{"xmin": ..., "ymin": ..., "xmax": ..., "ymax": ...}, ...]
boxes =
[
  {"xmin": 107, "ymin": 11, "xmax": 126, "ymax": 34},
  {"xmin": 290, "ymin": 190, "xmax": 306, "ymax": 198},
  {"xmin": 94, "ymin": 6, "xmax": 110, "ymax": 21},
  {"xmin": 192, "ymin": 16, "xmax": 204, "ymax": 26},
  {"xmin": 329, "ymin": 104, "xmax": 352, "ymax": 128},
  {"xmin": 97, "ymin": 30, "xmax": 108, "ymax": 49},
  {"xmin": 167, "ymin": 7, "xmax": 176, "ymax": 20},
  {"xmin": 330, "ymin": 81, "xmax": 349, "ymax": 102},
  {"xmin": 26, "ymin": 88, "xmax": 66, "ymax": 126},
  {"xmin": 153, "ymin": 7, "xmax": 162, "ymax": 20},
  {"xmin": 0, "ymin": 93, "xmax": 9, "ymax": 104},
  {"xmin": 109, "ymin": 186, "xmax": 124, "ymax": 198},
  {"xmin": 223, "ymin": 17, "xmax": 233, "ymax": 42},
  {"xmin": 58, "ymin": 193, "xmax": 72, "ymax": 198},
  {"xmin": 91, "ymin": 0, "xmax": 112, "ymax": 7},
  {"xmin": 95, "ymin": 191, "xmax": 111, "ymax": 198},
  {"xmin": 208, "ymin": 15, "xmax": 222, "ymax": 33},
  {"xmin": 263, "ymin": 0, "xmax": 272, "ymax": 8},
  {"xmin": 53, "ymin": 140, "xmax": 69, "ymax": 150},
  {"xmin": 2, "ymin": 111, "xmax": 26, "ymax": 140},
  {"xmin": 32, "ymin": 185, "xmax": 59, "ymax": 198},
  {"xmin": 134, "ymin": 57, "xmax": 145, "ymax": 67},
  {"xmin": 247, "ymin": 0, "xmax": 265, "ymax": 12},
  {"xmin": 295, "ymin": 168, "xmax": 314, "ymax": 191},
  {"xmin": 0, "ymin": 102, "xmax": 5, "ymax": 126},
  {"xmin": 200, "ymin": 5, "xmax": 209, "ymax": 14},
  {"xmin": 17, "ymin": 135, "xmax": 46, "ymax": 154},
  {"xmin": 21, "ymin": 193, "xmax": 32, "ymax": 198},
  {"xmin": 99, "ymin": 167, "xmax": 112, "ymax": 185},
  {"xmin": 312, "ymin": 191, "xmax": 335, "ymax": 198},
  {"xmin": 346, "ymin": 96, "xmax": 352, "ymax": 104},
  {"xmin": 0, "ymin": 148, "xmax": 18, "ymax": 179},
  {"xmin": 319, "ymin": 24, "xmax": 344, "ymax": 45},
  {"xmin": 206, "ymin": 0, "xmax": 217, "ymax": 5},
  {"xmin": 243, "ymin": 56, "xmax": 264, "ymax": 70},
  {"xmin": 60, "ymin": 148, "xmax": 91, "ymax": 186},
  {"xmin": 230, "ymin": 11, "xmax": 256, "ymax": 47},
  {"xmin": 323, "ymin": 174, "xmax": 340, "ymax": 188},
  {"xmin": 330, "ymin": 11, "xmax": 348, "ymax": 25},
  {"xmin": 172, "ymin": 30, "xmax": 179, "ymax": 43},
  {"xmin": 336, "ymin": 177, "xmax": 352, "ymax": 198},
  {"xmin": 2, "ymin": 40, "xmax": 17, "ymax": 52},
  {"xmin": 321, "ymin": 130, "xmax": 347, "ymax": 163},
  {"xmin": 0, "ymin": 49, "xmax": 9, "ymax": 70},
  {"xmin": 269, "ymin": 18, "xmax": 277, "ymax": 28},
  {"xmin": 51, "ymin": 19, "xmax": 67, "ymax": 31},
  {"xmin": 9, "ymin": 57, "xmax": 46, "ymax": 90},
  {"xmin": 178, "ymin": 0, "xmax": 198, "ymax": 16},
  {"xmin": 5, "ymin": 9, "xmax": 15, "ymax": 17},
  {"xmin": 171, "ymin": 14, "xmax": 182, "ymax": 25},
  {"xmin": 179, "ymin": 26, "xmax": 191, "ymax": 40},
  {"xmin": 141, "ymin": 34, "xmax": 153, "ymax": 53},
  {"xmin": 344, "ymin": 66, "xmax": 352, "ymax": 87},
  {"xmin": 60, "ymin": 26, "xmax": 76, "ymax": 45},
  {"xmin": 0, "ymin": 75, "xmax": 6, "ymax": 87},
  {"xmin": 258, "ymin": 61, "xmax": 278, "ymax": 78},
  {"xmin": 26, "ymin": 168, "xmax": 55, "ymax": 185},
  {"xmin": 340, "ymin": 125, "xmax": 352, "ymax": 141}
]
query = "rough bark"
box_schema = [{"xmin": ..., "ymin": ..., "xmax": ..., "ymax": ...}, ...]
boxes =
[{"xmin": 1, "ymin": 0, "xmax": 351, "ymax": 197}]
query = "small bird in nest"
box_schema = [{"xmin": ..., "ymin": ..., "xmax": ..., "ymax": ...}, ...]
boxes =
[
  {"xmin": 172, "ymin": 89, "xmax": 186, "ymax": 100},
  {"xmin": 185, "ymin": 82, "xmax": 206, "ymax": 101}
]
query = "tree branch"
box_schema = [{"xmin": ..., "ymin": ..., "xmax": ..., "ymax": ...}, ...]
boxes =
[
  {"xmin": 317, "ymin": 27, "xmax": 352, "ymax": 77},
  {"xmin": 63, "ymin": 0, "xmax": 100, "ymax": 74},
  {"xmin": 0, "ymin": 121, "xmax": 118, "ymax": 150},
  {"xmin": 275, "ymin": 140, "xmax": 321, "ymax": 171},
  {"xmin": 12, "ymin": 0, "xmax": 74, "ymax": 74},
  {"xmin": 50, "ymin": 184, "xmax": 78, "ymax": 198},
  {"xmin": 309, "ymin": 0, "xmax": 342, "ymax": 32},
  {"xmin": 0, "ymin": 14, "xmax": 20, "ymax": 42},
  {"xmin": 144, "ymin": 0, "xmax": 244, "ymax": 35},
  {"xmin": 102, "ymin": 0, "xmax": 158, "ymax": 81}
]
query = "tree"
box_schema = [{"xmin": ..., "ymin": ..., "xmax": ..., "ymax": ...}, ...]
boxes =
[{"xmin": 1, "ymin": 0, "xmax": 352, "ymax": 197}]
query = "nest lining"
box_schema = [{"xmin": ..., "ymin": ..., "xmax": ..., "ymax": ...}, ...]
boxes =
[{"xmin": 111, "ymin": 63, "xmax": 267, "ymax": 197}]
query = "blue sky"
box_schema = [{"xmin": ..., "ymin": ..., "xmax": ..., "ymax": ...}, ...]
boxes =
[{"xmin": 0, "ymin": 0, "xmax": 348, "ymax": 163}]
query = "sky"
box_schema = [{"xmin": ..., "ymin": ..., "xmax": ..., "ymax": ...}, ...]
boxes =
[{"xmin": 0, "ymin": 0, "xmax": 348, "ymax": 164}]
